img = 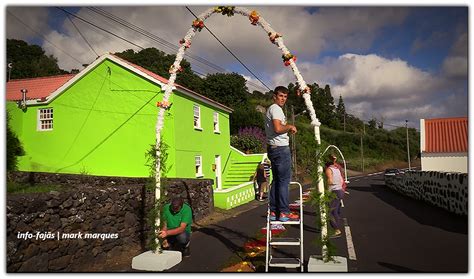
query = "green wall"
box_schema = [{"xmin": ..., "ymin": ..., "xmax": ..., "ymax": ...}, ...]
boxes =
[
  {"xmin": 172, "ymin": 90, "xmax": 231, "ymax": 185},
  {"xmin": 7, "ymin": 58, "xmax": 231, "ymax": 182}
]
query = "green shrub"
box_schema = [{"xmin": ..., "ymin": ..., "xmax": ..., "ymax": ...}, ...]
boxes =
[
  {"xmin": 6, "ymin": 114, "xmax": 24, "ymax": 172},
  {"xmin": 230, "ymin": 134, "xmax": 264, "ymax": 154}
]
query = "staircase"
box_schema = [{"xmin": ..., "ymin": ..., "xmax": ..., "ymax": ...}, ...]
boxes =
[
  {"xmin": 222, "ymin": 161, "xmax": 258, "ymax": 188},
  {"xmin": 213, "ymin": 147, "xmax": 267, "ymax": 210}
]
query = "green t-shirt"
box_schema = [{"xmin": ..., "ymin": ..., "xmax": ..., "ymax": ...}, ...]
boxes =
[{"xmin": 163, "ymin": 203, "xmax": 192, "ymax": 233}]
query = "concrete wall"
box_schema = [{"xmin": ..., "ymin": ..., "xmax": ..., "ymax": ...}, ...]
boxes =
[
  {"xmin": 421, "ymin": 153, "xmax": 468, "ymax": 173},
  {"xmin": 7, "ymin": 172, "xmax": 213, "ymax": 272},
  {"xmin": 385, "ymin": 171, "xmax": 468, "ymax": 215}
]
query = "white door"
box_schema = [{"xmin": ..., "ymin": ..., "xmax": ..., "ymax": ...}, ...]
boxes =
[{"xmin": 215, "ymin": 155, "xmax": 222, "ymax": 190}]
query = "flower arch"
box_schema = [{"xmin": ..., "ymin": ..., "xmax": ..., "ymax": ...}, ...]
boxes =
[{"xmin": 153, "ymin": 6, "xmax": 323, "ymax": 251}]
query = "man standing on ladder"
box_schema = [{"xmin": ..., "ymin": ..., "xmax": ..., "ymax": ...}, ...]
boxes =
[{"xmin": 264, "ymin": 86, "xmax": 299, "ymax": 222}]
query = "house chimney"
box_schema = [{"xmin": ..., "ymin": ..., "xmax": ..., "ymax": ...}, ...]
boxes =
[{"xmin": 19, "ymin": 88, "xmax": 27, "ymax": 110}]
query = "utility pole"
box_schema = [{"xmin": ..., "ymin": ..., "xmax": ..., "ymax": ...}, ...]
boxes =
[
  {"xmin": 406, "ymin": 120, "xmax": 411, "ymax": 170},
  {"xmin": 343, "ymin": 113, "xmax": 346, "ymax": 133},
  {"xmin": 360, "ymin": 133, "xmax": 364, "ymax": 173},
  {"xmin": 8, "ymin": 63, "xmax": 12, "ymax": 81},
  {"xmin": 291, "ymin": 105, "xmax": 297, "ymax": 180}
]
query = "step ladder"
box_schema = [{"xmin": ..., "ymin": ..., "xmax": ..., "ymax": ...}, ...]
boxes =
[{"xmin": 265, "ymin": 181, "xmax": 304, "ymax": 272}]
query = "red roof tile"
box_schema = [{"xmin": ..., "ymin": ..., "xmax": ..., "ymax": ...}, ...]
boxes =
[
  {"xmin": 6, "ymin": 74, "xmax": 76, "ymax": 101},
  {"xmin": 424, "ymin": 117, "xmax": 468, "ymax": 153}
]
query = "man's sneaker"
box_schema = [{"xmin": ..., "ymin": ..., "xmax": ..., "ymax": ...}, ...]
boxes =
[
  {"xmin": 279, "ymin": 212, "xmax": 299, "ymax": 222},
  {"xmin": 182, "ymin": 246, "xmax": 191, "ymax": 257},
  {"xmin": 270, "ymin": 211, "xmax": 277, "ymax": 221},
  {"xmin": 329, "ymin": 229, "xmax": 342, "ymax": 239}
]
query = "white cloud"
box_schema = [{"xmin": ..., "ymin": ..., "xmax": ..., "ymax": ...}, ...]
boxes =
[
  {"xmin": 6, "ymin": 7, "xmax": 50, "ymax": 40},
  {"xmin": 7, "ymin": 6, "xmax": 409, "ymax": 75},
  {"xmin": 441, "ymin": 32, "xmax": 467, "ymax": 79},
  {"xmin": 271, "ymin": 52, "xmax": 465, "ymax": 128},
  {"xmin": 6, "ymin": 6, "xmax": 466, "ymax": 129}
]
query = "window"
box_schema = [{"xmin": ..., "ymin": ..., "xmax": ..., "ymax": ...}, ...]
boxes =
[
  {"xmin": 213, "ymin": 111, "xmax": 220, "ymax": 133},
  {"xmin": 195, "ymin": 155, "xmax": 203, "ymax": 177},
  {"xmin": 38, "ymin": 108, "xmax": 53, "ymax": 131},
  {"xmin": 193, "ymin": 104, "xmax": 201, "ymax": 129}
]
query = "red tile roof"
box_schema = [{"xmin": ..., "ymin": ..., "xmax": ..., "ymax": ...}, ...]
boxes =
[
  {"xmin": 6, "ymin": 74, "xmax": 76, "ymax": 101},
  {"xmin": 6, "ymin": 54, "xmax": 233, "ymax": 112},
  {"xmin": 424, "ymin": 117, "xmax": 468, "ymax": 153}
]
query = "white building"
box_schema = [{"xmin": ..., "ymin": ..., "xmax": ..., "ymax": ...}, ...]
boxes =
[{"xmin": 420, "ymin": 117, "xmax": 467, "ymax": 173}]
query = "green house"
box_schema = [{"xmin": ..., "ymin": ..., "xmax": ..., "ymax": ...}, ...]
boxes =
[{"xmin": 6, "ymin": 53, "xmax": 266, "ymax": 209}]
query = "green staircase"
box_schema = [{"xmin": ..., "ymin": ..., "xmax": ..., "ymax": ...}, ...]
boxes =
[
  {"xmin": 222, "ymin": 161, "xmax": 258, "ymax": 188},
  {"xmin": 214, "ymin": 147, "xmax": 267, "ymax": 209}
]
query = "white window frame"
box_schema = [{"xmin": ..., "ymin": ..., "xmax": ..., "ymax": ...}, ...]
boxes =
[
  {"xmin": 193, "ymin": 104, "xmax": 202, "ymax": 130},
  {"xmin": 195, "ymin": 155, "xmax": 203, "ymax": 177},
  {"xmin": 37, "ymin": 107, "xmax": 54, "ymax": 131},
  {"xmin": 213, "ymin": 111, "xmax": 220, "ymax": 133}
]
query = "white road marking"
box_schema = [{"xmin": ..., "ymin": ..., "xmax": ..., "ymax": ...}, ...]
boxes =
[{"xmin": 343, "ymin": 218, "xmax": 357, "ymax": 260}]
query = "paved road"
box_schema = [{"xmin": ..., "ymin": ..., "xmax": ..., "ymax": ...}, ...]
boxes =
[
  {"xmin": 167, "ymin": 172, "xmax": 467, "ymax": 272},
  {"xmin": 342, "ymin": 173, "xmax": 467, "ymax": 272}
]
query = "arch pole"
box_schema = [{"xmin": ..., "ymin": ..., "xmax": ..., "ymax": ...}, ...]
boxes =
[
  {"xmin": 153, "ymin": 7, "xmax": 325, "ymax": 256},
  {"xmin": 320, "ymin": 144, "xmax": 349, "ymax": 183}
]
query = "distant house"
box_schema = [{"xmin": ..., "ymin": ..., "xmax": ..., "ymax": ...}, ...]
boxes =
[
  {"xmin": 6, "ymin": 53, "xmax": 265, "ymax": 209},
  {"xmin": 419, "ymin": 117, "xmax": 467, "ymax": 173}
]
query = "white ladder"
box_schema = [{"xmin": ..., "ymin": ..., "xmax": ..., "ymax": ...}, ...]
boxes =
[{"xmin": 265, "ymin": 181, "xmax": 304, "ymax": 272}]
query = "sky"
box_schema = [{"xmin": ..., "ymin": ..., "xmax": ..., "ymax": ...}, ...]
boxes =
[{"xmin": 4, "ymin": 4, "xmax": 469, "ymax": 130}]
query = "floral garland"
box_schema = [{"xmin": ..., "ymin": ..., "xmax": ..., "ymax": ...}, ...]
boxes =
[{"xmin": 152, "ymin": 6, "xmax": 321, "ymax": 252}]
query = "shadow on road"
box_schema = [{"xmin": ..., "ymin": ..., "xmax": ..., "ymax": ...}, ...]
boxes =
[
  {"xmin": 378, "ymin": 261, "xmax": 421, "ymax": 272},
  {"xmin": 369, "ymin": 183, "xmax": 467, "ymax": 234},
  {"xmin": 196, "ymin": 224, "xmax": 254, "ymax": 253},
  {"xmin": 348, "ymin": 186, "xmax": 377, "ymax": 192}
]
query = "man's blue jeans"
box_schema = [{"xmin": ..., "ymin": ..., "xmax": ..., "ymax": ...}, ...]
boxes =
[
  {"xmin": 267, "ymin": 145, "xmax": 291, "ymax": 215},
  {"xmin": 168, "ymin": 231, "xmax": 190, "ymax": 251}
]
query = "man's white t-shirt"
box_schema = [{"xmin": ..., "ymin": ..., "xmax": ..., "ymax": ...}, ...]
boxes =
[{"xmin": 264, "ymin": 103, "xmax": 289, "ymax": 146}]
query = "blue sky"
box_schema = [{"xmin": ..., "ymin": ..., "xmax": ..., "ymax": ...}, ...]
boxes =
[{"xmin": 6, "ymin": 6, "xmax": 468, "ymax": 128}]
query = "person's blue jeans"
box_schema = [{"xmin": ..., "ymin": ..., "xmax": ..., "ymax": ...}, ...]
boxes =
[
  {"xmin": 329, "ymin": 189, "xmax": 344, "ymax": 230},
  {"xmin": 168, "ymin": 231, "xmax": 190, "ymax": 251},
  {"xmin": 267, "ymin": 145, "xmax": 291, "ymax": 215}
]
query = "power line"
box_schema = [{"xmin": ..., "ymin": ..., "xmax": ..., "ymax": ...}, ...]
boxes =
[
  {"xmin": 185, "ymin": 6, "xmax": 271, "ymax": 91},
  {"xmin": 87, "ymin": 7, "xmax": 225, "ymax": 73},
  {"xmin": 7, "ymin": 10, "xmax": 85, "ymax": 67},
  {"xmin": 86, "ymin": 7, "xmax": 269, "ymax": 92},
  {"xmin": 344, "ymin": 108, "xmax": 412, "ymax": 129},
  {"xmin": 58, "ymin": 7, "xmax": 267, "ymax": 92},
  {"xmin": 63, "ymin": 11, "xmax": 100, "ymax": 58},
  {"xmin": 56, "ymin": 7, "xmax": 145, "ymax": 51}
]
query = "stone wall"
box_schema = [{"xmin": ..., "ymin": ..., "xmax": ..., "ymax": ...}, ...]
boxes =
[
  {"xmin": 385, "ymin": 171, "xmax": 468, "ymax": 215},
  {"xmin": 7, "ymin": 172, "xmax": 214, "ymax": 272}
]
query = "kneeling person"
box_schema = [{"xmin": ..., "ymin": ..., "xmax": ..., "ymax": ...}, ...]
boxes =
[{"xmin": 159, "ymin": 197, "xmax": 192, "ymax": 256}]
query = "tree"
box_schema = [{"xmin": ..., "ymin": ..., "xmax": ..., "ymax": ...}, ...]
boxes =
[
  {"xmin": 368, "ymin": 117, "xmax": 377, "ymax": 130},
  {"xmin": 309, "ymin": 83, "xmax": 337, "ymax": 128},
  {"xmin": 6, "ymin": 114, "xmax": 25, "ymax": 172},
  {"xmin": 336, "ymin": 95, "xmax": 346, "ymax": 121},
  {"xmin": 7, "ymin": 39, "xmax": 67, "ymax": 79},
  {"xmin": 202, "ymin": 72, "xmax": 249, "ymax": 109},
  {"xmin": 230, "ymin": 105, "xmax": 264, "ymax": 134},
  {"xmin": 114, "ymin": 48, "xmax": 204, "ymax": 93},
  {"xmin": 378, "ymin": 116, "xmax": 385, "ymax": 129},
  {"xmin": 335, "ymin": 95, "xmax": 346, "ymax": 130}
]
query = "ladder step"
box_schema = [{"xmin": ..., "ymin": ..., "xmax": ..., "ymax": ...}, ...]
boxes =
[
  {"xmin": 270, "ymin": 220, "xmax": 300, "ymax": 225},
  {"xmin": 270, "ymin": 237, "xmax": 300, "ymax": 246},
  {"xmin": 269, "ymin": 257, "xmax": 301, "ymax": 268}
]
